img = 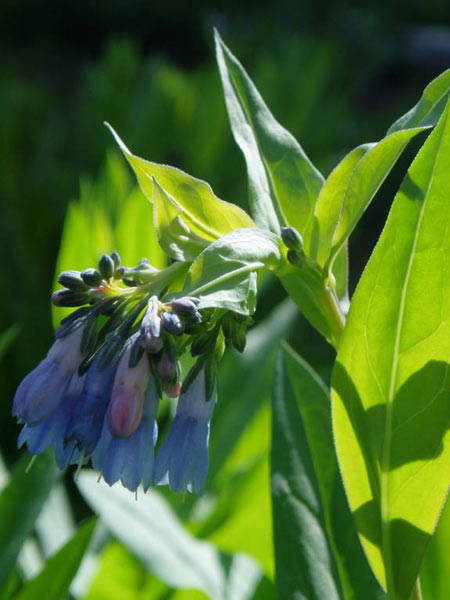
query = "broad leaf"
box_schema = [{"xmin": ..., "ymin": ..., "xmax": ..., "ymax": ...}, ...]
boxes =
[
  {"xmin": 271, "ymin": 350, "xmax": 341, "ymax": 600},
  {"xmin": 0, "ymin": 452, "xmax": 58, "ymax": 590},
  {"xmin": 106, "ymin": 123, "xmax": 255, "ymax": 243},
  {"xmin": 282, "ymin": 344, "xmax": 385, "ymax": 600},
  {"xmin": 14, "ymin": 519, "xmax": 96, "ymax": 600},
  {"xmin": 332, "ymin": 98, "xmax": 450, "ymax": 599},
  {"xmin": 77, "ymin": 471, "xmax": 263, "ymax": 600},
  {"xmin": 215, "ymin": 30, "xmax": 324, "ymax": 239},
  {"xmin": 180, "ymin": 228, "xmax": 281, "ymax": 314}
]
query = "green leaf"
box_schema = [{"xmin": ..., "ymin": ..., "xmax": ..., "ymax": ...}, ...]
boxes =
[
  {"xmin": 282, "ymin": 344, "xmax": 385, "ymax": 600},
  {"xmin": 387, "ymin": 69, "xmax": 450, "ymax": 134},
  {"xmin": 312, "ymin": 70, "xmax": 450, "ymax": 275},
  {"xmin": 0, "ymin": 453, "xmax": 58, "ymax": 591},
  {"xmin": 77, "ymin": 472, "xmax": 263, "ymax": 600},
  {"xmin": 14, "ymin": 519, "xmax": 96, "ymax": 600},
  {"xmin": 332, "ymin": 98, "xmax": 450, "ymax": 599},
  {"xmin": 0, "ymin": 325, "xmax": 19, "ymax": 361},
  {"xmin": 180, "ymin": 228, "xmax": 281, "ymax": 314},
  {"xmin": 215, "ymin": 30, "xmax": 324, "ymax": 239},
  {"xmin": 271, "ymin": 349, "xmax": 341, "ymax": 600},
  {"xmin": 106, "ymin": 123, "xmax": 255, "ymax": 243},
  {"xmin": 420, "ymin": 496, "xmax": 450, "ymax": 600}
]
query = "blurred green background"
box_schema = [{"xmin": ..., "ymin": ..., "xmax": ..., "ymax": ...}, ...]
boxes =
[{"xmin": 1, "ymin": 2, "xmax": 449, "ymax": 597}]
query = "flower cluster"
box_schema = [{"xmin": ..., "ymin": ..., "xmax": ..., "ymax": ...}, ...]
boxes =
[{"xmin": 13, "ymin": 252, "xmax": 251, "ymax": 494}]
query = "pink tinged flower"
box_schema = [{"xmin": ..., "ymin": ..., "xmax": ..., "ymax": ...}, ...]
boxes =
[
  {"xmin": 106, "ymin": 345, "xmax": 150, "ymax": 438},
  {"xmin": 13, "ymin": 326, "xmax": 84, "ymax": 425}
]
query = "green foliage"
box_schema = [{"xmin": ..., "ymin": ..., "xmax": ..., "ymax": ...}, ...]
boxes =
[
  {"xmin": 332, "ymin": 98, "xmax": 450, "ymax": 598},
  {"xmin": 0, "ymin": 453, "xmax": 58, "ymax": 591},
  {"xmin": 14, "ymin": 519, "xmax": 96, "ymax": 600}
]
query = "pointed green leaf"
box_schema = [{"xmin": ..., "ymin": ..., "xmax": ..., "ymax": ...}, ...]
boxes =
[
  {"xmin": 77, "ymin": 472, "xmax": 263, "ymax": 600},
  {"xmin": 0, "ymin": 453, "xmax": 58, "ymax": 590},
  {"xmin": 282, "ymin": 344, "xmax": 385, "ymax": 600},
  {"xmin": 271, "ymin": 350, "xmax": 341, "ymax": 600},
  {"xmin": 332, "ymin": 98, "xmax": 450, "ymax": 599},
  {"xmin": 180, "ymin": 228, "xmax": 281, "ymax": 314},
  {"xmin": 387, "ymin": 69, "xmax": 450, "ymax": 134},
  {"xmin": 14, "ymin": 519, "xmax": 96, "ymax": 600},
  {"xmin": 106, "ymin": 123, "xmax": 255, "ymax": 242},
  {"xmin": 215, "ymin": 30, "xmax": 324, "ymax": 239}
]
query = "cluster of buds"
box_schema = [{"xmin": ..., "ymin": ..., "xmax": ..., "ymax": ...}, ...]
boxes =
[{"xmin": 13, "ymin": 252, "xmax": 252, "ymax": 494}]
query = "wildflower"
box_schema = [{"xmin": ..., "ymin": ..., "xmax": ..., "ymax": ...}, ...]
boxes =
[
  {"xmin": 12, "ymin": 325, "xmax": 84, "ymax": 425},
  {"xmin": 154, "ymin": 366, "xmax": 216, "ymax": 494},
  {"xmin": 17, "ymin": 372, "xmax": 85, "ymax": 468},
  {"xmin": 91, "ymin": 377, "xmax": 160, "ymax": 492},
  {"xmin": 140, "ymin": 297, "xmax": 163, "ymax": 353}
]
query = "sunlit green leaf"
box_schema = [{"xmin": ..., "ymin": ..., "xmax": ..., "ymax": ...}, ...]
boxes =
[
  {"xmin": 77, "ymin": 472, "xmax": 263, "ymax": 600},
  {"xmin": 0, "ymin": 453, "xmax": 58, "ymax": 591},
  {"xmin": 271, "ymin": 350, "xmax": 341, "ymax": 600},
  {"xmin": 215, "ymin": 30, "xmax": 323, "ymax": 238},
  {"xmin": 14, "ymin": 519, "xmax": 96, "ymax": 600},
  {"xmin": 420, "ymin": 497, "xmax": 450, "ymax": 600},
  {"xmin": 332, "ymin": 98, "xmax": 450, "ymax": 599},
  {"xmin": 180, "ymin": 228, "xmax": 281, "ymax": 314},
  {"xmin": 106, "ymin": 123, "xmax": 255, "ymax": 241},
  {"xmin": 387, "ymin": 69, "xmax": 450, "ymax": 134}
]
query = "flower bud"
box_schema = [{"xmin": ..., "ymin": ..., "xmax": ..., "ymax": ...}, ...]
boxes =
[
  {"xmin": 287, "ymin": 249, "xmax": 307, "ymax": 268},
  {"xmin": 52, "ymin": 289, "xmax": 89, "ymax": 307},
  {"xmin": 161, "ymin": 312, "xmax": 184, "ymax": 336},
  {"xmin": 110, "ymin": 251, "xmax": 121, "ymax": 267},
  {"xmin": 163, "ymin": 381, "xmax": 182, "ymax": 398},
  {"xmin": 140, "ymin": 298, "xmax": 163, "ymax": 353},
  {"xmin": 99, "ymin": 254, "xmax": 115, "ymax": 280},
  {"xmin": 281, "ymin": 226, "xmax": 303, "ymax": 251},
  {"xmin": 58, "ymin": 270, "xmax": 87, "ymax": 290},
  {"xmin": 106, "ymin": 342, "xmax": 150, "ymax": 438},
  {"xmin": 156, "ymin": 347, "xmax": 177, "ymax": 381},
  {"xmin": 81, "ymin": 268, "xmax": 103, "ymax": 287},
  {"xmin": 169, "ymin": 298, "xmax": 199, "ymax": 317}
]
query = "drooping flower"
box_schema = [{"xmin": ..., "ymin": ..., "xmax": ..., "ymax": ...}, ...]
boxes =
[
  {"xmin": 154, "ymin": 366, "xmax": 216, "ymax": 494},
  {"xmin": 12, "ymin": 325, "xmax": 84, "ymax": 425},
  {"xmin": 91, "ymin": 376, "xmax": 160, "ymax": 492},
  {"xmin": 17, "ymin": 371, "xmax": 85, "ymax": 468}
]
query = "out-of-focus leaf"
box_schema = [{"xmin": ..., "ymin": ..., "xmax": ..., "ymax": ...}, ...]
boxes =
[
  {"xmin": 420, "ymin": 497, "xmax": 450, "ymax": 600},
  {"xmin": 0, "ymin": 325, "xmax": 19, "ymax": 361},
  {"xmin": 181, "ymin": 228, "xmax": 281, "ymax": 314},
  {"xmin": 332, "ymin": 99, "xmax": 450, "ymax": 598},
  {"xmin": 0, "ymin": 452, "xmax": 58, "ymax": 591},
  {"xmin": 387, "ymin": 69, "xmax": 450, "ymax": 134},
  {"xmin": 271, "ymin": 350, "xmax": 341, "ymax": 600},
  {"xmin": 282, "ymin": 344, "xmax": 385, "ymax": 600},
  {"xmin": 106, "ymin": 123, "xmax": 255, "ymax": 238},
  {"xmin": 215, "ymin": 30, "xmax": 323, "ymax": 239},
  {"xmin": 14, "ymin": 519, "xmax": 96, "ymax": 600},
  {"xmin": 77, "ymin": 472, "xmax": 263, "ymax": 600}
]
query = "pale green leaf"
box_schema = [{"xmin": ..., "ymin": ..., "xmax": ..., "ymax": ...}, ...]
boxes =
[
  {"xmin": 271, "ymin": 350, "xmax": 341, "ymax": 600},
  {"xmin": 106, "ymin": 123, "xmax": 255, "ymax": 240},
  {"xmin": 180, "ymin": 228, "xmax": 281, "ymax": 314},
  {"xmin": 14, "ymin": 519, "xmax": 96, "ymax": 600},
  {"xmin": 332, "ymin": 98, "xmax": 450, "ymax": 599},
  {"xmin": 0, "ymin": 453, "xmax": 58, "ymax": 590},
  {"xmin": 215, "ymin": 30, "xmax": 323, "ymax": 239},
  {"xmin": 77, "ymin": 472, "xmax": 263, "ymax": 600}
]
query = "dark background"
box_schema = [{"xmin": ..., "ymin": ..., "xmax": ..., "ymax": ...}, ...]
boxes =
[{"xmin": 1, "ymin": 0, "xmax": 449, "ymax": 460}]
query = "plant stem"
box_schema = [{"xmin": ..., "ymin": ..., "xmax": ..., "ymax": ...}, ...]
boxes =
[
  {"xmin": 323, "ymin": 284, "xmax": 346, "ymax": 349},
  {"xmin": 410, "ymin": 578, "xmax": 423, "ymax": 600}
]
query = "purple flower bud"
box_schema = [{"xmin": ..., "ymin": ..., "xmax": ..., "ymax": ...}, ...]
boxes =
[
  {"xmin": 13, "ymin": 326, "xmax": 84, "ymax": 425},
  {"xmin": 140, "ymin": 297, "xmax": 162, "ymax": 353},
  {"xmin": 156, "ymin": 348, "xmax": 177, "ymax": 381},
  {"xmin": 163, "ymin": 381, "xmax": 182, "ymax": 398},
  {"xmin": 168, "ymin": 298, "xmax": 198, "ymax": 317},
  {"xmin": 81, "ymin": 268, "xmax": 102, "ymax": 287},
  {"xmin": 161, "ymin": 311, "xmax": 184, "ymax": 336},
  {"xmin": 106, "ymin": 345, "xmax": 149, "ymax": 438},
  {"xmin": 52, "ymin": 289, "xmax": 89, "ymax": 307}
]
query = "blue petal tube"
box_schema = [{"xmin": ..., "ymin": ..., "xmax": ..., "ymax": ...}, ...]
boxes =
[{"xmin": 154, "ymin": 368, "xmax": 216, "ymax": 495}]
